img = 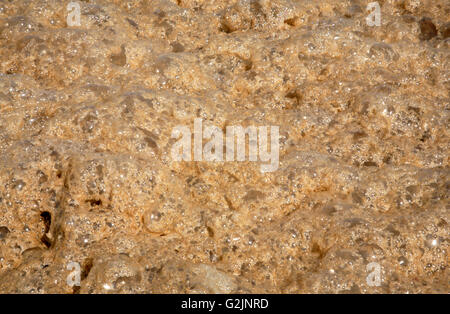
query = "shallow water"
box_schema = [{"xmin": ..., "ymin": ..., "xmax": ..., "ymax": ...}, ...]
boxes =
[{"xmin": 0, "ymin": 0, "xmax": 448, "ymax": 293}]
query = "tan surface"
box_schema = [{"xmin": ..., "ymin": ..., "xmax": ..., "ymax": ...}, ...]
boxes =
[{"xmin": 0, "ymin": 0, "xmax": 448, "ymax": 293}]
